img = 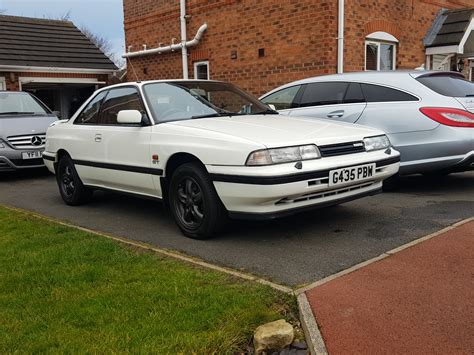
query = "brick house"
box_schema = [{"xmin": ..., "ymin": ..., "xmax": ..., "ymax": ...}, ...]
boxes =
[
  {"xmin": 123, "ymin": 0, "xmax": 474, "ymax": 97},
  {"xmin": 0, "ymin": 15, "xmax": 117, "ymax": 118}
]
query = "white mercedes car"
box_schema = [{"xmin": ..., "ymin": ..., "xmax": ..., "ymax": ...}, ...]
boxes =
[{"xmin": 43, "ymin": 80, "xmax": 400, "ymax": 239}]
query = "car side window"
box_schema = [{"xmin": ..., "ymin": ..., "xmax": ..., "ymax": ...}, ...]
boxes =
[
  {"xmin": 261, "ymin": 85, "xmax": 301, "ymax": 110},
  {"xmin": 361, "ymin": 83, "xmax": 418, "ymax": 102},
  {"xmin": 74, "ymin": 91, "xmax": 107, "ymax": 125},
  {"xmin": 98, "ymin": 87, "xmax": 145, "ymax": 125},
  {"xmin": 344, "ymin": 83, "xmax": 365, "ymax": 104},
  {"xmin": 298, "ymin": 82, "xmax": 349, "ymax": 107}
]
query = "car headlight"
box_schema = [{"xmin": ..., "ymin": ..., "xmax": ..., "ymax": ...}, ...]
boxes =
[
  {"xmin": 363, "ymin": 135, "xmax": 391, "ymax": 152},
  {"xmin": 246, "ymin": 144, "xmax": 321, "ymax": 166}
]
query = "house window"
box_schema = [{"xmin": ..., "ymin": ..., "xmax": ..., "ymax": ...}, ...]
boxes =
[
  {"xmin": 365, "ymin": 32, "xmax": 398, "ymax": 71},
  {"xmin": 365, "ymin": 41, "xmax": 396, "ymax": 71},
  {"xmin": 194, "ymin": 61, "xmax": 209, "ymax": 80}
]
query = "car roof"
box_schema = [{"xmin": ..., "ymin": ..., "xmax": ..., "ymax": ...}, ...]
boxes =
[
  {"xmin": 100, "ymin": 79, "xmax": 225, "ymax": 91},
  {"xmin": 261, "ymin": 70, "xmax": 463, "ymax": 97}
]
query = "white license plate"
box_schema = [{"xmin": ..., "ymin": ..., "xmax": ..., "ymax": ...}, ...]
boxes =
[
  {"xmin": 22, "ymin": 151, "xmax": 43, "ymax": 160},
  {"xmin": 329, "ymin": 163, "xmax": 376, "ymax": 186}
]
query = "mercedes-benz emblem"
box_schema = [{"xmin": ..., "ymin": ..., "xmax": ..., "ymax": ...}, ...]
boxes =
[{"xmin": 31, "ymin": 136, "xmax": 43, "ymax": 146}]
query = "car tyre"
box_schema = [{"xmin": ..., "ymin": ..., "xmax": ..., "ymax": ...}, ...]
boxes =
[
  {"xmin": 56, "ymin": 155, "xmax": 92, "ymax": 206},
  {"xmin": 169, "ymin": 162, "xmax": 227, "ymax": 239}
]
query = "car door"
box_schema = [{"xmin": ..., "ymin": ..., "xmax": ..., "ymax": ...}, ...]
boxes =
[
  {"xmin": 94, "ymin": 86, "xmax": 156, "ymax": 196},
  {"xmin": 288, "ymin": 82, "xmax": 367, "ymax": 123},
  {"xmin": 67, "ymin": 90, "xmax": 108, "ymax": 185}
]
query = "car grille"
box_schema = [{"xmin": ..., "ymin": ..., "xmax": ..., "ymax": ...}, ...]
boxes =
[
  {"xmin": 318, "ymin": 141, "xmax": 366, "ymax": 157},
  {"xmin": 10, "ymin": 159, "xmax": 45, "ymax": 167},
  {"xmin": 276, "ymin": 182, "xmax": 375, "ymax": 205},
  {"xmin": 7, "ymin": 133, "xmax": 46, "ymax": 149}
]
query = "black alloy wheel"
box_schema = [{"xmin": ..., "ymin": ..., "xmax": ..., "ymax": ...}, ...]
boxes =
[
  {"xmin": 56, "ymin": 155, "xmax": 92, "ymax": 206},
  {"xmin": 169, "ymin": 162, "xmax": 227, "ymax": 239},
  {"xmin": 175, "ymin": 176, "xmax": 205, "ymax": 230}
]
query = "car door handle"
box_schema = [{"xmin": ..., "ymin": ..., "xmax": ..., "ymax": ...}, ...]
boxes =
[
  {"xmin": 94, "ymin": 134, "xmax": 102, "ymax": 142},
  {"xmin": 327, "ymin": 110, "xmax": 344, "ymax": 118}
]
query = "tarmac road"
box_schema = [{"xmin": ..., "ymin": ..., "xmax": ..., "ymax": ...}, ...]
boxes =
[{"xmin": 0, "ymin": 169, "xmax": 472, "ymax": 286}]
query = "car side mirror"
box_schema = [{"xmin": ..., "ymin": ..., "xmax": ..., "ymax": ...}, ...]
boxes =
[
  {"xmin": 117, "ymin": 110, "xmax": 143, "ymax": 124},
  {"xmin": 52, "ymin": 111, "xmax": 61, "ymax": 118},
  {"xmin": 267, "ymin": 104, "xmax": 276, "ymax": 110}
]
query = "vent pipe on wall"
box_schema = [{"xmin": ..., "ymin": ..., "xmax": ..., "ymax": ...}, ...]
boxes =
[
  {"xmin": 337, "ymin": 0, "xmax": 345, "ymax": 74},
  {"xmin": 180, "ymin": 0, "xmax": 188, "ymax": 79}
]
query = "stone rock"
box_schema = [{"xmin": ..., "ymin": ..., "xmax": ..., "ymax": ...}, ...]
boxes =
[{"xmin": 253, "ymin": 319, "xmax": 295, "ymax": 354}]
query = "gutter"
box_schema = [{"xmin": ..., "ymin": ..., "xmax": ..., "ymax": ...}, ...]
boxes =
[
  {"xmin": 337, "ymin": 0, "xmax": 344, "ymax": 74},
  {"xmin": 0, "ymin": 65, "xmax": 115, "ymax": 75}
]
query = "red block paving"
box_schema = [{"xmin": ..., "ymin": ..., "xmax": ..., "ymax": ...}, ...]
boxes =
[{"xmin": 306, "ymin": 221, "xmax": 474, "ymax": 354}]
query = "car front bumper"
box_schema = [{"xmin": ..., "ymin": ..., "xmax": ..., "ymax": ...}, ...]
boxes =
[
  {"xmin": 0, "ymin": 145, "xmax": 46, "ymax": 171},
  {"xmin": 208, "ymin": 150, "xmax": 400, "ymax": 218}
]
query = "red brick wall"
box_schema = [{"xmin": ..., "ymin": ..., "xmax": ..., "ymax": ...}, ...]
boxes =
[
  {"xmin": 124, "ymin": 0, "xmax": 339, "ymax": 96},
  {"xmin": 124, "ymin": 0, "xmax": 472, "ymax": 96}
]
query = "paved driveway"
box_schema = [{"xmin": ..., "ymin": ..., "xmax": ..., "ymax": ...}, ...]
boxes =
[{"xmin": 0, "ymin": 170, "xmax": 472, "ymax": 286}]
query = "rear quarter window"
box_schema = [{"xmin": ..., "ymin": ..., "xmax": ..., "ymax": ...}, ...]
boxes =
[
  {"xmin": 361, "ymin": 83, "xmax": 418, "ymax": 103},
  {"xmin": 416, "ymin": 75, "xmax": 474, "ymax": 97},
  {"xmin": 261, "ymin": 85, "xmax": 302, "ymax": 110}
]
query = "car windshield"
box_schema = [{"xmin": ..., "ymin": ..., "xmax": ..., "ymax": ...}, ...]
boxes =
[
  {"xmin": 0, "ymin": 92, "xmax": 50, "ymax": 116},
  {"xmin": 142, "ymin": 81, "xmax": 276, "ymax": 123}
]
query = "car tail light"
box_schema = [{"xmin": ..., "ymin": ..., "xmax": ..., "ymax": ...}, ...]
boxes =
[{"xmin": 420, "ymin": 107, "xmax": 474, "ymax": 127}]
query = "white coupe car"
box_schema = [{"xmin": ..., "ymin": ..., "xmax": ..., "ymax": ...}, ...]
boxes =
[{"xmin": 43, "ymin": 80, "xmax": 400, "ymax": 239}]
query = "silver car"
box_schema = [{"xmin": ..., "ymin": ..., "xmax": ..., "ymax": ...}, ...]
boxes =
[
  {"xmin": 0, "ymin": 91, "xmax": 58, "ymax": 171},
  {"xmin": 261, "ymin": 71, "xmax": 474, "ymax": 175}
]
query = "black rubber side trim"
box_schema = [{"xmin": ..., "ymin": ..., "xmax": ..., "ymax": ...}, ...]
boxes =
[
  {"xmin": 228, "ymin": 187, "xmax": 382, "ymax": 220},
  {"xmin": 73, "ymin": 159, "xmax": 163, "ymax": 176},
  {"xmin": 210, "ymin": 156, "xmax": 400, "ymax": 185},
  {"xmin": 42, "ymin": 155, "xmax": 55, "ymax": 162}
]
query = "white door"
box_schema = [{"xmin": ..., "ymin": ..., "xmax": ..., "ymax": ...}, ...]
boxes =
[
  {"xmin": 0, "ymin": 78, "xmax": 5, "ymax": 90},
  {"xmin": 67, "ymin": 90, "xmax": 109, "ymax": 186},
  {"xmin": 288, "ymin": 82, "xmax": 367, "ymax": 123},
  {"xmin": 94, "ymin": 86, "xmax": 156, "ymax": 196}
]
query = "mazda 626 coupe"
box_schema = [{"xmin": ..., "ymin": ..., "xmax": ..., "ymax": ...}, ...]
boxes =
[{"xmin": 43, "ymin": 80, "xmax": 400, "ymax": 239}]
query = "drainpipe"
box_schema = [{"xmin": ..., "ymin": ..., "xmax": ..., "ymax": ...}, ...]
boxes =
[
  {"xmin": 337, "ymin": 0, "xmax": 345, "ymax": 74},
  {"xmin": 180, "ymin": 0, "xmax": 188, "ymax": 79}
]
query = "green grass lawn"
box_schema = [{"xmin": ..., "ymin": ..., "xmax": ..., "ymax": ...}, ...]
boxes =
[{"xmin": 0, "ymin": 206, "xmax": 294, "ymax": 353}]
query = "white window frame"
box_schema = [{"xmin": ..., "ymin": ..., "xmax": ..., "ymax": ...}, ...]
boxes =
[
  {"xmin": 0, "ymin": 77, "xmax": 5, "ymax": 90},
  {"xmin": 193, "ymin": 61, "xmax": 210, "ymax": 80},
  {"xmin": 365, "ymin": 40, "xmax": 397, "ymax": 71}
]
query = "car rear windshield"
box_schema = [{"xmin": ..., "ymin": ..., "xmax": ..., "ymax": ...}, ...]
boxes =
[
  {"xmin": 0, "ymin": 92, "xmax": 49, "ymax": 116},
  {"xmin": 416, "ymin": 75, "xmax": 474, "ymax": 97}
]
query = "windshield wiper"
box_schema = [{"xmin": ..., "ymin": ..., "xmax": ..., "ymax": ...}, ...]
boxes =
[
  {"xmin": 190, "ymin": 113, "xmax": 224, "ymax": 119},
  {"xmin": 252, "ymin": 109, "xmax": 279, "ymax": 115},
  {"xmin": 466, "ymin": 94, "xmax": 474, "ymax": 97},
  {"xmin": 0, "ymin": 111, "xmax": 36, "ymax": 115}
]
